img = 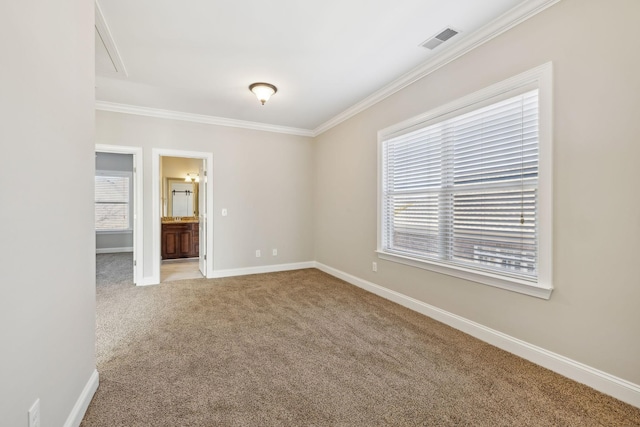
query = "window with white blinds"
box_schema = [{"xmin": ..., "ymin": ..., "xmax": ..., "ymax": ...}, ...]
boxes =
[
  {"xmin": 378, "ymin": 64, "xmax": 553, "ymax": 298},
  {"xmin": 95, "ymin": 173, "xmax": 131, "ymax": 231}
]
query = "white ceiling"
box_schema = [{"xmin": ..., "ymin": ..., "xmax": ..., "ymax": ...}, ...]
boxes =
[{"xmin": 95, "ymin": 0, "xmax": 528, "ymax": 132}]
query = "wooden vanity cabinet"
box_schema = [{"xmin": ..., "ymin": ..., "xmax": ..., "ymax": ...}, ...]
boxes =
[{"xmin": 162, "ymin": 222, "xmax": 199, "ymax": 259}]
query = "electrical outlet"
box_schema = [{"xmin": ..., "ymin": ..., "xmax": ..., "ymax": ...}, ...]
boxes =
[
  {"xmin": 256, "ymin": 250, "xmax": 261, "ymax": 258},
  {"xmin": 372, "ymin": 262, "xmax": 377, "ymax": 272},
  {"xmin": 28, "ymin": 399, "xmax": 40, "ymax": 427},
  {"xmin": 272, "ymin": 248, "xmax": 277, "ymax": 256}
]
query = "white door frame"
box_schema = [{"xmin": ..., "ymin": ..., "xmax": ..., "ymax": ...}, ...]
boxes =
[
  {"xmin": 95, "ymin": 144, "xmax": 144, "ymax": 286},
  {"xmin": 152, "ymin": 148, "xmax": 214, "ymax": 284}
]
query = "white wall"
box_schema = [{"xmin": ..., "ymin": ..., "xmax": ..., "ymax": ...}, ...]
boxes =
[
  {"xmin": 0, "ymin": 0, "xmax": 96, "ymax": 426},
  {"xmin": 314, "ymin": 0, "xmax": 640, "ymax": 386},
  {"xmin": 96, "ymin": 112, "xmax": 315, "ymax": 279}
]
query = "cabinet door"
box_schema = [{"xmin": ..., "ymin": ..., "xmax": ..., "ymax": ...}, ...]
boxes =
[
  {"xmin": 162, "ymin": 230, "xmax": 179, "ymax": 259},
  {"xmin": 179, "ymin": 231, "xmax": 192, "ymax": 257}
]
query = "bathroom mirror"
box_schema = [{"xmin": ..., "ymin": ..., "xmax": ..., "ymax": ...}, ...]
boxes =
[{"xmin": 165, "ymin": 178, "xmax": 199, "ymax": 217}]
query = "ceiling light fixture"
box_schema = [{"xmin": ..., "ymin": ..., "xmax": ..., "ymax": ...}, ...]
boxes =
[{"xmin": 249, "ymin": 82, "xmax": 277, "ymax": 105}]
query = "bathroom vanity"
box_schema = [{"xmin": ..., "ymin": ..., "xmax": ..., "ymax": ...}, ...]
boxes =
[{"xmin": 161, "ymin": 218, "xmax": 199, "ymax": 259}]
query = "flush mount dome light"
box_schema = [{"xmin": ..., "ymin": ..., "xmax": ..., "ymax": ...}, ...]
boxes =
[{"xmin": 249, "ymin": 82, "xmax": 277, "ymax": 105}]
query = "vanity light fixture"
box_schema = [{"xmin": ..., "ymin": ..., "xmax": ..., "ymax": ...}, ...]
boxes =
[
  {"xmin": 249, "ymin": 82, "xmax": 277, "ymax": 105},
  {"xmin": 185, "ymin": 173, "xmax": 200, "ymax": 183}
]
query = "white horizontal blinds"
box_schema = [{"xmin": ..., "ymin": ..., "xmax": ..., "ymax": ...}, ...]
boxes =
[
  {"xmin": 450, "ymin": 90, "xmax": 538, "ymax": 278},
  {"xmin": 451, "ymin": 91, "xmax": 539, "ymax": 186},
  {"xmin": 386, "ymin": 123, "xmax": 443, "ymax": 192},
  {"xmin": 386, "ymin": 194, "xmax": 442, "ymax": 257},
  {"xmin": 95, "ymin": 175, "xmax": 129, "ymax": 230},
  {"xmin": 382, "ymin": 89, "xmax": 539, "ymax": 280},
  {"xmin": 383, "ymin": 123, "xmax": 444, "ymax": 258},
  {"xmin": 451, "ymin": 189, "xmax": 537, "ymax": 276}
]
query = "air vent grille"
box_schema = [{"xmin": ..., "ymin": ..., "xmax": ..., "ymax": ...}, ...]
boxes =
[{"xmin": 421, "ymin": 27, "xmax": 459, "ymax": 50}]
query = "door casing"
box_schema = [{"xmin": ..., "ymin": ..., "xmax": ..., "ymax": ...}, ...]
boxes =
[{"xmin": 152, "ymin": 148, "xmax": 214, "ymax": 284}]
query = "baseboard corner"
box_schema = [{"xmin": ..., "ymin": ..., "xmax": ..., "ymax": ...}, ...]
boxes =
[{"xmin": 63, "ymin": 368, "xmax": 99, "ymax": 427}]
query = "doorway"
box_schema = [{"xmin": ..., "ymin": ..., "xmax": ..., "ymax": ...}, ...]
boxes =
[
  {"xmin": 160, "ymin": 156, "xmax": 204, "ymax": 282},
  {"xmin": 95, "ymin": 145, "xmax": 143, "ymax": 285},
  {"xmin": 152, "ymin": 149, "xmax": 214, "ymax": 284}
]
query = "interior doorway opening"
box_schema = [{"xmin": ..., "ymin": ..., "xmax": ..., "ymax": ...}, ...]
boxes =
[
  {"xmin": 152, "ymin": 149, "xmax": 214, "ymax": 285},
  {"xmin": 160, "ymin": 156, "xmax": 205, "ymax": 283},
  {"xmin": 95, "ymin": 145, "xmax": 143, "ymax": 285}
]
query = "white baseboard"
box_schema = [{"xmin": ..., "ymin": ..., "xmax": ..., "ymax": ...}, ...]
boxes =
[
  {"xmin": 135, "ymin": 262, "xmax": 315, "ymax": 285},
  {"xmin": 137, "ymin": 276, "xmax": 159, "ymax": 286},
  {"xmin": 314, "ymin": 262, "xmax": 640, "ymax": 409},
  {"xmin": 211, "ymin": 261, "xmax": 316, "ymax": 279},
  {"xmin": 95, "ymin": 247, "xmax": 133, "ymax": 254},
  {"xmin": 63, "ymin": 369, "xmax": 99, "ymax": 427}
]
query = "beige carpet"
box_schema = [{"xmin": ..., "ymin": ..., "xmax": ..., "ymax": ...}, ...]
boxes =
[{"xmin": 83, "ymin": 266, "xmax": 640, "ymax": 426}]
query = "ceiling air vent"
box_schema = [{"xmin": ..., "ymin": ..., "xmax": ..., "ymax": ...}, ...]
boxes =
[{"xmin": 421, "ymin": 27, "xmax": 459, "ymax": 50}]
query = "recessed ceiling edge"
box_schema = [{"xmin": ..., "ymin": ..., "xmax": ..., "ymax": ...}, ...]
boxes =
[{"xmin": 95, "ymin": 0, "xmax": 128, "ymax": 77}]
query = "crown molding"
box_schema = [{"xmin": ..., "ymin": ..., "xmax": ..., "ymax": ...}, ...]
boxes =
[
  {"xmin": 312, "ymin": 0, "xmax": 562, "ymax": 136},
  {"xmin": 95, "ymin": 0, "xmax": 560, "ymax": 138},
  {"xmin": 95, "ymin": 101, "xmax": 316, "ymax": 137},
  {"xmin": 95, "ymin": 0, "xmax": 128, "ymax": 76}
]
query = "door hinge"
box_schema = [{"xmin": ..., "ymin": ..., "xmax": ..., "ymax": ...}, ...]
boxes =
[
  {"xmin": 204, "ymin": 254, "xmax": 206, "ymax": 260},
  {"xmin": 204, "ymin": 170, "xmax": 207, "ymax": 176},
  {"xmin": 134, "ymin": 260, "xmax": 137, "ymax": 266}
]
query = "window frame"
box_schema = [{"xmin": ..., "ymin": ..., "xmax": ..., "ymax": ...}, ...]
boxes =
[
  {"xmin": 95, "ymin": 169, "xmax": 133, "ymax": 233},
  {"xmin": 377, "ymin": 63, "xmax": 553, "ymax": 299}
]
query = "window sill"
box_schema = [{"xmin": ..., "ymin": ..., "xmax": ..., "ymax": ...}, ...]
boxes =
[
  {"xmin": 96, "ymin": 229, "xmax": 133, "ymax": 235},
  {"xmin": 376, "ymin": 250, "xmax": 552, "ymax": 300}
]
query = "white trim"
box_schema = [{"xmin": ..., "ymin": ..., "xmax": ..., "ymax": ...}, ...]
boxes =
[
  {"xmin": 136, "ymin": 262, "xmax": 315, "ymax": 284},
  {"xmin": 63, "ymin": 369, "xmax": 99, "ymax": 427},
  {"xmin": 152, "ymin": 149, "xmax": 214, "ymax": 285},
  {"xmin": 313, "ymin": 262, "xmax": 640, "ymax": 409},
  {"xmin": 136, "ymin": 276, "xmax": 158, "ymax": 287},
  {"xmin": 95, "ymin": 101, "xmax": 315, "ymax": 137},
  {"xmin": 376, "ymin": 252, "xmax": 552, "ymax": 300},
  {"xmin": 378, "ymin": 63, "xmax": 552, "ymax": 138},
  {"xmin": 95, "ymin": 0, "xmax": 127, "ymax": 76},
  {"xmin": 312, "ymin": 0, "xmax": 561, "ymax": 136},
  {"xmin": 376, "ymin": 63, "xmax": 553, "ymax": 299},
  {"xmin": 96, "ymin": 246, "xmax": 133, "ymax": 254},
  {"xmin": 96, "ymin": 230, "xmax": 133, "ymax": 235},
  {"xmin": 95, "ymin": 144, "xmax": 144, "ymax": 286},
  {"xmin": 210, "ymin": 261, "xmax": 315, "ymax": 279}
]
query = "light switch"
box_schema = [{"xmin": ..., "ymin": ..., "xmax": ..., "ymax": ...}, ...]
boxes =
[{"xmin": 221, "ymin": 209, "xmax": 228, "ymax": 216}]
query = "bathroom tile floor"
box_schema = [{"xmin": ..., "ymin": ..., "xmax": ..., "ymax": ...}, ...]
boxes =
[{"xmin": 161, "ymin": 259, "xmax": 203, "ymax": 283}]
